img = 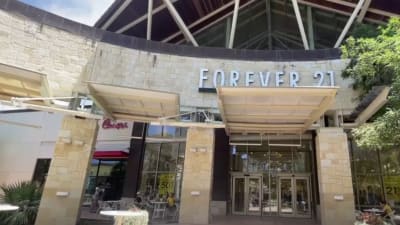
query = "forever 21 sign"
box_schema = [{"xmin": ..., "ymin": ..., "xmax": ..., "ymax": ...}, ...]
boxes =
[{"xmin": 198, "ymin": 68, "xmax": 335, "ymax": 92}]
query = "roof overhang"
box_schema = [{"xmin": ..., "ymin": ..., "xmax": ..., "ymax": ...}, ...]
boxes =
[
  {"xmin": 0, "ymin": 63, "xmax": 50, "ymax": 104},
  {"xmin": 88, "ymin": 83, "xmax": 180, "ymax": 122},
  {"xmin": 217, "ymin": 87, "xmax": 338, "ymax": 135}
]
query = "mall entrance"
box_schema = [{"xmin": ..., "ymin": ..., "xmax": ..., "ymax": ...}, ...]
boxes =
[
  {"xmin": 231, "ymin": 173, "xmax": 311, "ymax": 217},
  {"xmin": 229, "ymin": 137, "xmax": 315, "ymax": 218}
]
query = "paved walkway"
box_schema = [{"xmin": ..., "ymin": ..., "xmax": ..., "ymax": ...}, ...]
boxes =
[{"xmin": 79, "ymin": 212, "xmax": 320, "ymax": 225}]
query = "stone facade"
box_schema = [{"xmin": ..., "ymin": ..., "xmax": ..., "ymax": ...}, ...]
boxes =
[
  {"xmin": 315, "ymin": 128, "xmax": 355, "ymax": 225},
  {"xmin": 180, "ymin": 128, "xmax": 215, "ymax": 224},
  {"xmin": 0, "ymin": 8, "xmax": 358, "ymax": 116},
  {"xmin": 35, "ymin": 116, "xmax": 98, "ymax": 225}
]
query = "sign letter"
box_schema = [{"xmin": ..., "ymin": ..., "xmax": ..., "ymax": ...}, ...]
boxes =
[
  {"xmin": 245, "ymin": 72, "xmax": 254, "ymax": 86},
  {"xmin": 230, "ymin": 70, "xmax": 240, "ymax": 86},
  {"xmin": 199, "ymin": 68, "xmax": 208, "ymax": 88},
  {"xmin": 289, "ymin": 72, "xmax": 299, "ymax": 87},
  {"xmin": 213, "ymin": 69, "xmax": 225, "ymax": 87},
  {"xmin": 275, "ymin": 71, "xmax": 284, "ymax": 87},
  {"xmin": 259, "ymin": 72, "xmax": 270, "ymax": 87}
]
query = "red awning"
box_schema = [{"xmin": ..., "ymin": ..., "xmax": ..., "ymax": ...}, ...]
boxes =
[{"xmin": 93, "ymin": 151, "xmax": 129, "ymax": 159}]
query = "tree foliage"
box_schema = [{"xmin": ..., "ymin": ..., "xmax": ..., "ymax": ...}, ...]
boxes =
[
  {"xmin": 341, "ymin": 18, "xmax": 400, "ymax": 149},
  {"xmin": 0, "ymin": 181, "xmax": 42, "ymax": 225}
]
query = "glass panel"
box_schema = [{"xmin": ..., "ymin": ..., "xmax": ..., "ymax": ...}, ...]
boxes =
[
  {"xmin": 270, "ymin": 151, "xmax": 293, "ymax": 173},
  {"xmin": 158, "ymin": 143, "xmax": 178, "ymax": 172},
  {"xmin": 280, "ymin": 178, "xmax": 293, "ymax": 215},
  {"xmin": 156, "ymin": 173, "xmax": 176, "ymax": 200},
  {"xmin": 356, "ymin": 175, "xmax": 383, "ymax": 207},
  {"xmin": 380, "ymin": 149, "xmax": 400, "ymax": 175},
  {"xmin": 263, "ymin": 175, "xmax": 278, "ymax": 215},
  {"xmin": 248, "ymin": 178, "xmax": 261, "ymax": 213},
  {"xmin": 294, "ymin": 151, "xmax": 311, "ymax": 173},
  {"xmin": 143, "ymin": 144, "xmax": 160, "ymax": 171},
  {"xmin": 231, "ymin": 146, "xmax": 248, "ymax": 172},
  {"xmin": 353, "ymin": 148, "xmax": 379, "ymax": 174},
  {"xmin": 139, "ymin": 173, "xmax": 157, "ymax": 200},
  {"xmin": 296, "ymin": 179, "xmax": 310, "ymax": 216},
  {"xmin": 234, "ymin": 178, "xmax": 245, "ymax": 213},
  {"xmin": 147, "ymin": 125, "xmax": 163, "ymax": 137},
  {"xmin": 32, "ymin": 158, "xmax": 51, "ymax": 187}
]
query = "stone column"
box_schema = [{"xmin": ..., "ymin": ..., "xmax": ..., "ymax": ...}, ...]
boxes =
[
  {"xmin": 179, "ymin": 127, "xmax": 215, "ymax": 224},
  {"xmin": 35, "ymin": 116, "xmax": 99, "ymax": 225},
  {"xmin": 315, "ymin": 128, "xmax": 355, "ymax": 225}
]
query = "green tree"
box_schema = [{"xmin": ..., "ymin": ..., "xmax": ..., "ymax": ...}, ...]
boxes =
[
  {"xmin": 341, "ymin": 17, "xmax": 400, "ymax": 148},
  {"xmin": 0, "ymin": 181, "xmax": 42, "ymax": 225}
]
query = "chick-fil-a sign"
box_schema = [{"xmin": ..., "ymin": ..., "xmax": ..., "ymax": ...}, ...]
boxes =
[{"xmin": 102, "ymin": 119, "xmax": 128, "ymax": 129}]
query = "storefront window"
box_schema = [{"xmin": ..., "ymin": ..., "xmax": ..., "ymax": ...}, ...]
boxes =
[
  {"xmin": 32, "ymin": 158, "xmax": 51, "ymax": 187},
  {"xmin": 350, "ymin": 140, "xmax": 400, "ymax": 210},
  {"xmin": 139, "ymin": 124, "xmax": 187, "ymax": 221},
  {"xmin": 230, "ymin": 141, "xmax": 312, "ymax": 174},
  {"xmin": 85, "ymin": 159, "xmax": 127, "ymax": 201}
]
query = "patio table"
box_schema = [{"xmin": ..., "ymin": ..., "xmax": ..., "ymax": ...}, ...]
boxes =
[
  {"xmin": 0, "ymin": 204, "xmax": 19, "ymax": 211},
  {"xmin": 100, "ymin": 210, "xmax": 149, "ymax": 225}
]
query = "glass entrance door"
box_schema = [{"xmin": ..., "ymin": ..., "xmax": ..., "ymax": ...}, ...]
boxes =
[
  {"xmin": 232, "ymin": 175, "xmax": 262, "ymax": 215},
  {"xmin": 278, "ymin": 176, "xmax": 311, "ymax": 217}
]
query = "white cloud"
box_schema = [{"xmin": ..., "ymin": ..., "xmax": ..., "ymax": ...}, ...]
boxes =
[{"xmin": 47, "ymin": 0, "xmax": 114, "ymax": 26}]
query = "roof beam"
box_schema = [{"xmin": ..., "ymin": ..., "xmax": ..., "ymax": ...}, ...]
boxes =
[
  {"xmin": 175, "ymin": 0, "xmax": 257, "ymax": 45},
  {"xmin": 297, "ymin": 0, "xmax": 384, "ymax": 25},
  {"xmin": 356, "ymin": 0, "xmax": 371, "ymax": 23},
  {"xmin": 326, "ymin": 0, "xmax": 400, "ymax": 18},
  {"xmin": 101, "ymin": 0, "xmax": 132, "ymax": 29},
  {"xmin": 228, "ymin": 0, "xmax": 240, "ymax": 48},
  {"xmin": 334, "ymin": 0, "xmax": 365, "ymax": 48},
  {"xmin": 266, "ymin": 0, "xmax": 272, "ymax": 50},
  {"xmin": 307, "ymin": 6, "xmax": 315, "ymax": 50},
  {"xmin": 147, "ymin": 0, "xmax": 153, "ymax": 40},
  {"xmin": 163, "ymin": 1, "xmax": 236, "ymax": 43},
  {"xmin": 162, "ymin": 0, "xmax": 198, "ymax": 46},
  {"xmin": 116, "ymin": 0, "xmax": 178, "ymax": 34},
  {"xmin": 291, "ymin": 0, "xmax": 309, "ymax": 50}
]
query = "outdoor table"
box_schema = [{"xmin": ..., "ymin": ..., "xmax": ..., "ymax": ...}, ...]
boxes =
[
  {"xmin": 363, "ymin": 208, "xmax": 384, "ymax": 215},
  {"xmin": 0, "ymin": 204, "xmax": 19, "ymax": 211},
  {"xmin": 100, "ymin": 210, "xmax": 149, "ymax": 225}
]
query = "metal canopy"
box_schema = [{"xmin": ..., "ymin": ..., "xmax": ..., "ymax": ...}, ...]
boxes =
[
  {"xmin": 217, "ymin": 87, "xmax": 337, "ymax": 135},
  {"xmin": 0, "ymin": 63, "xmax": 50, "ymax": 103},
  {"xmin": 88, "ymin": 83, "xmax": 180, "ymax": 122}
]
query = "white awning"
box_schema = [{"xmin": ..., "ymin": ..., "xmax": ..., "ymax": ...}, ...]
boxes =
[
  {"xmin": 88, "ymin": 83, "xmax": 180, "ymax": 122},
  {"xmin": 217, "ymin": 87, "xmax": 338, "ymax": 135},
  {"xmin": 0, "ymin": 63, "xmax": 50, "ymax": 103}
]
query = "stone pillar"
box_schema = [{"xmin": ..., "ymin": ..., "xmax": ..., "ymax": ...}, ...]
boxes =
[
  {"xmin": 179, "ymin": 127, "xmax": 215, "ymax": 224},
  {"xmin": 315, "ymin": 128, "xmax": 355, "ymax": 225},
  {"xmin": 35, "ymin": 116, "xmax": 99, "ymax": 225}
]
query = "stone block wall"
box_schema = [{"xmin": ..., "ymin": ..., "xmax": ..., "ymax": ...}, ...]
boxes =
[
  {"xmin": 0, "ymin": 8, "xmax": 358, "ymax": 115},
  {"xmin": 315, "ymin": 128, "xmax": 355, "ymax": 225},
  {"xmin": 179, "ymin": 128, "xmax": 215, "ymax": 224},
  {"xmin": 35, "ymin": 116, "xmax": 98, "ymax": 225}
]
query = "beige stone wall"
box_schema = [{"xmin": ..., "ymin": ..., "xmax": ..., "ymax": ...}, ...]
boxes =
[
  {"xmin": 0, "ymin": 8, "xmax": 358, "ymax": 116},
  {"xmin": 315, "ymin": 128, "xmax": 355, "ymax": 225},
  {"xmin": 89, "ymin": 43, "xmax": 358, "ymax": 113},
  {"xmin": 35, "ymin": 116, "xmax": 98, "ymax": 225},
  {"xmin": 0, "ymin": 10, "xmax": 96, "ymax": 97},
  {"xmin": 179, "ymin": 128, "xmax": 215, "ymax": 224}
]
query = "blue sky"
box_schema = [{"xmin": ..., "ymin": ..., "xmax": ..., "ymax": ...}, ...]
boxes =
[{"xmin": 20, "ymin": 0, "xmax": 114, "ymax": 25}]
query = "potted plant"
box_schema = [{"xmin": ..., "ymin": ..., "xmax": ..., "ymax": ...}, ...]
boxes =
[{"xmin": 0, "ymin": 181, "xmax": 42, "ymax": 225}]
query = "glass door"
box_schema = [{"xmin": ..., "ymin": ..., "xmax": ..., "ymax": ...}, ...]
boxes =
[
  {"xmin": 233, "ymin": 177, "xmax": 245, "ymax": 215},
  {"xmin": 278, "ymin": 176, "xmax": 311, "ymax": 217},
  {"xmin": 279, "ymin": 177, "xmax": 294, "ymax": 216},
  {"xmin": 247, "ymin": 177, "xmax": 262, "ymax": 215},
  {"xmin": 232, "ymin": 175, "xmax": 262, "ymax": 215}
]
